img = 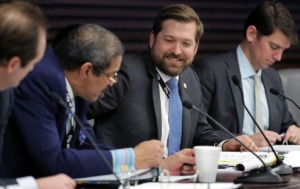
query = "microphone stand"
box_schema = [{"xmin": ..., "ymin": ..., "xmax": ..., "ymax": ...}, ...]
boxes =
[
  {"xmin": 182, "ymin": 101, "xmax": 282, "ymax": 183},
  {"xmin": 232, "ymin": 76, "xmax": 293, "ymax": 175},
  {"xmin": 49, "ymin": 92, "xmax": 127, "ymax": 188},
  {"xmin": 270, "ymin": 88, "xmax": 300, "ymax": 110}
]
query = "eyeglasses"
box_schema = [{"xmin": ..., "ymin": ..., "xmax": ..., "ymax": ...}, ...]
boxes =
[{"xmin": 93, "ymin": 66, "xmax": 118, "ymax": 84}]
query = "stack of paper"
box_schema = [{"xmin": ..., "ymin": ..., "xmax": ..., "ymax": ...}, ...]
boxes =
[{"xmin": 218, "ymin": 152, "xmax": 276, "ymax": 172}]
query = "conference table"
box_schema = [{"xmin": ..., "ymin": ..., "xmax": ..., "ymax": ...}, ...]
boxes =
[{"xmin": 76, "ymin": 172, "xmax": 300, "ymax": 189}]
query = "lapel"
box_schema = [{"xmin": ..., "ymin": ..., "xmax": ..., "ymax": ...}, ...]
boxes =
[
  {"xmin": 225, "ymin": 50, "xmax": 244, "ymax": 133},
  {"xmin": 178, "ymin": 74, "xmax": 191, "ymax": 148},
  {"xmin": 144, "ymin": 52, "xmax": 162, "ymax": 139}
]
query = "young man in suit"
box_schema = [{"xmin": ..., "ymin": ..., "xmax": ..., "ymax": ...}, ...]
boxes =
[
  {"xmin": 89, "ymin": 4, "xmax": 257, "ymax": 175},
  {"xmin": 193, "ymin": 1, "xmax": 300, "ymax": 147},
  {"xmin": 0, "ymin": 1, "xmax": 75, "ymax": 189},
  {"xmin": 1, "ymin": 23, "xmax": 166, "ymax": 179}
]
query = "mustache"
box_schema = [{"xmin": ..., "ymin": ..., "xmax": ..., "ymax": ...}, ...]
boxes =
[{"xmin": 165, "ymin": 53, "xmax": 185, "ymax": 61}]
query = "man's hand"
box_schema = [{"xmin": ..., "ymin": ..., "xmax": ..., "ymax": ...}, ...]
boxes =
[
  {"xmin": 133, "ymin": 140, "xmax": 164, "ymax": 169},
  {"xmin": 36, "ymin": 173, "xmax": 76, "ymax": 189},
  {"xmin": 223, "ymin": 135, "xmax": 258, "ymax": 152},
  {"xmin": 161, "ymin": 148, "xmax": 195, "ymax": 176},
  {"xmin": 250, "ymin": 130, "xmax": 282, "ymax": 147},
  {"xmin": 284, "ymin": 125, "xmax": 300, "ymax": 144}
]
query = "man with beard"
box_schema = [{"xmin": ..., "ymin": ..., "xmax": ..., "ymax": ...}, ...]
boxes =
[{"xmin": 89, "ymin": 4, "xmax": 257, "ymax": 176}]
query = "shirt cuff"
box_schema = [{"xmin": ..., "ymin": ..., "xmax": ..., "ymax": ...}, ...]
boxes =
[
  {"xmin": 218, "ymin": 140, "xmax": 229, "ymax": 151},
  {"xmin": 111, "ymin": 148, "xmax": 135, "ymax": 174},
  {"xmin": 16, "ymin": 176, "xmax": 38, "ymax": 189}
]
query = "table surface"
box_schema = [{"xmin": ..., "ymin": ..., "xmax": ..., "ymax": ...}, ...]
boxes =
[{"xmin": 76, "ymin": 171, "xmax": 300, "ymax": 189}]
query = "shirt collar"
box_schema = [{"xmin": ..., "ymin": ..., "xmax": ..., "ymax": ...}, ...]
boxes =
[
  {"xmin": 155, "ymin": 67, "xmax": 179, "ymax": 82},
  {"xmin": 65, "ymin": 77, "xmax": 75, "ymax": 100},
  {"xmin": 237, "ymin": 45, "xmax": 262, "ymax": 79}
]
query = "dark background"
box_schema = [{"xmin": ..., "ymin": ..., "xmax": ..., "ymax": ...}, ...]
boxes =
[{"xmin": 10, "ymin": 0, "xmax": 300, "ymax": 69}]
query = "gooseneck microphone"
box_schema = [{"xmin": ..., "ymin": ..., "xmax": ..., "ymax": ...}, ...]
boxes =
[
  {"xmin": 49, "ymin": 92, "xmax": 125, "ymax": 187},
  {"xmin": 270, "ymin": 88, "xmax": 300, "ymax": 110},
  {"xmin": 232, "ymin": 75, "xmax": 293, "ymax": 175},
  {"xmin": 182, "ymin": 101, "xmax": 282, "ymax": 183}
]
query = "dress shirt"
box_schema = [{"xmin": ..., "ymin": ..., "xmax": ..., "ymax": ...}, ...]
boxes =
[
  {"xmin": 237, "ymin": 45, "xmax": 269, "ymax": 135},
  {"xmin": 156, "ymin": 68, "xmax": 178, "ymax": 157},
  {"xmin": 65, "ymin": 77, "xmax": 135, "ymax": 173},
  {"xmin": 16, "ymin": 176, "xmax": 38, "ymax": 189}
]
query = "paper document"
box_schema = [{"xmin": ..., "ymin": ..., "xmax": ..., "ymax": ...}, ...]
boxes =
[
  {"xmin": 219, "ymin": 152, "xmax": 276, "ymax": 172},
  {"xmin": 124, "ymin": 182, "xmax": 241, "ymax": 189},
  {"xmin": 259, "ymin": 145, "xmax": 300, "ymax": 153},
  {"xmin": 283, "ymin": 151, "xmax": 300, "ymax": 167}
]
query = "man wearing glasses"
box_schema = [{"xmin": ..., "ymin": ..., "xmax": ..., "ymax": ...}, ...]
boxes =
[{"xmin": 1, "ymin": 24, "xmax": 165, "ymax": 178}]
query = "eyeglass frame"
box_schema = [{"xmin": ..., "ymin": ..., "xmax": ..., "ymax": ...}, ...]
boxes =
[{"xmin": 92, "ymin": 65, "xmax": 118, "ymax": 83}]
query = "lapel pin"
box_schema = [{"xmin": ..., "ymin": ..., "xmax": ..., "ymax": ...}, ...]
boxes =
[{"xmin": 183, "ymin": 83, "xmax": 187, "ymax": 89}]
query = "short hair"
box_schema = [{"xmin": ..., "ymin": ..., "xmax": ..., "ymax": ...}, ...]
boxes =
[
  {"xmin": 0, "ymin": 0, "xmax": 47, "ymax": 67},
  {"xmin": 152, "ymin": 4, "xmax": 204, "ymax": 43},
  {"xmin": 52, "ymin": 24, "xmax": 81, "ymax": 48},
  {"xmin": 243, "ymin": 1, "xmax": 298, "ymax": 45},
  {"xmin": 54, "ymin": 24, "xmax": 124, "ymax": 76}
]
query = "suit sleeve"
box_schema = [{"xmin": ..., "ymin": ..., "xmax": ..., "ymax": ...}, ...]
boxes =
[
  {"xmin": 12, "ymin": 71, "xmax": 113, "ymax": 178},
  {"xmin": 193, "ymin": 60, "xmax": 233, "ymax": 139}
]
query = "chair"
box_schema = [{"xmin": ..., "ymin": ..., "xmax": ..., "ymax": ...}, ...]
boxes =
[{"xmin": 278, "ymin": 68, "xmax": 300, "ymax": 125}]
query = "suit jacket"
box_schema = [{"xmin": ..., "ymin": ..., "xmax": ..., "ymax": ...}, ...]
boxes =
[
  {"xmin": 192, "ymin": 49, "xmax": 297, "ymax": 139},
  {"xmin": 0, "ymin": 47, "xmax": 113, "ymax": 178},
  {"xmin": 90, "ymin": 52, "xmax": 223, "ymax": 149},
  {"xmin": 0, "ymin": 89, "xmax": 18, "ymax": 186}
]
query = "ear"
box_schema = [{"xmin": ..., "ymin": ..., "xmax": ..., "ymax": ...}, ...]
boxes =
[
  {"xmin": 149, "ymin": 31, "xmax": 155, "ymax": 48},
  {"xmin": 6, "ymin": 56, "xmax": 21, "ymax": 74},
  {"xmin": 246, "ymin": 25, "xmax": 258, "ymax": 42},
  {"xmin": 79, "ymin": 62, "xmax": 93, "ymax": 80}
]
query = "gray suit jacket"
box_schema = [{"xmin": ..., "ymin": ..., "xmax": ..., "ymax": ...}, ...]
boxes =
[
  {"xmin": 90, "ymin": 52, "xmax": 223, "ymax": 149},
  {"xmin": 193, "ymin": 49, "xmax": 297, "ymax": 139}
]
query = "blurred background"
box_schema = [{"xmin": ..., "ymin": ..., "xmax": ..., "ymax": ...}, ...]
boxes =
[{"xmin": 7, "ymin": 0, "xmax": 300, "ymax": 69}]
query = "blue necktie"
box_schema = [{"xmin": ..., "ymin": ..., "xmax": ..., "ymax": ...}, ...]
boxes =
[{"xmin": 166, "ymin": 78, "xmax": 182, "ymax": 156}]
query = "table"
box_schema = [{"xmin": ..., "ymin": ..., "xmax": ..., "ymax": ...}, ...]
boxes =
[{"xmin": 76, "ymin": 172, "xmax": 300, "ymax": 189}]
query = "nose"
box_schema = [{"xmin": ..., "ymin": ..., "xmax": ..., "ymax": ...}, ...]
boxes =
[
  {"xmin": 108, "ymin": 77, "xmax": 117, "ymax": 86},
  {"xmin": 171, "ymin": 43, "xmax": 182, "ymax": 55},
  {"xmin": 273, "ymin": 50, "xmax": 283, "ymax": 62}
]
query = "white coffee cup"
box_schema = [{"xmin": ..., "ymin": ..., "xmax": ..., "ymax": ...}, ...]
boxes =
[{"xmin": 194, "ymin": 146, "xmax": 221, "ymax": 182}]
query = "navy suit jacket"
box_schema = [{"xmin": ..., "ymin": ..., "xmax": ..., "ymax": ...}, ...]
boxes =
[
  {"xmin": 90, "ymin": 52, "xmax": 223, "ymax": 149},
  {"xmin": 192, "ymin": 49, "xmax": 297, "ymax": 139},
  {"xmin": 0, "ymin": 48, "xmax": 113, "ymax": 178},
  {"xmin": 0, "ymin": 89, "xmax": 18, "ymax": 185}
]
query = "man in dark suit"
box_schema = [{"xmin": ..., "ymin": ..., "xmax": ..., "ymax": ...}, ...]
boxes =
[
  {"xmin": 89, "ymin": 4, "xmax": 257, "ymax": 175},
  {"xmin": 0, "ymin": 1, "xmax": 75, "ymax": 189},
  {"xmin": 1, "ymin": 24, "xmax": 164, "ymax": 179},
  {"xmin": 193, "ymin": 1, "xmax": 300, "ymax": 147}
]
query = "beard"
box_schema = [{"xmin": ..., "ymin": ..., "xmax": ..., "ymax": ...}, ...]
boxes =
[{"xmin": 151, "ymin": 49, "xmax": 193, "ymax": 77}]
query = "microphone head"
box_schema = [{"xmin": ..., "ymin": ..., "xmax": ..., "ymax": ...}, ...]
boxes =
[
  {"xmin": 182, "ymin": 100, "xmax": 193, "ymax": 109},
  {"xmin": 270, "ymin": 88, "xmax": 280, "ymax": 96},
  {"xmin": 231, "ymin": 75, "xmax": 240, "ymax": 86}
]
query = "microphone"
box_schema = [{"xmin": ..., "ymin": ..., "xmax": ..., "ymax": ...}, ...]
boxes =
[
  {"xmin": 232, "ymin": 75, "xmax": 293, "ymax": 175},
  {"xmin": 270, "ymin": 88, "xmax": 300, "ymax": 110},
  {"xmin": 49, "ymin": 92, "xmax": 125, "ymax": 187},
  {"xmin": 182, "ymin": 100, "xmax": 282, "ymax": 183}
]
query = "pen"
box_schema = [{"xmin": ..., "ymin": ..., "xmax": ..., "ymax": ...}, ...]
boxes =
[{"xmin": 279, "ymin": 133, "xmax": 285, "ymax": 139}]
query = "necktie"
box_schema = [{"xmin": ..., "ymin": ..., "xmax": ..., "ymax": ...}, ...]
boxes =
[
  {"xmin": 66, "ymin": 93, "xmax": 86, "ymax": 146},
  {"xmin": 166, "ymin": 78, "xmax": 182, "ymax": 156},
  {"xmin": 66, "ymin": 92, "xmax": 74, "ymax": 135},
  {"xmin": 254, "ymin": 74, "xmax": 263, "ymax": 132}
]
